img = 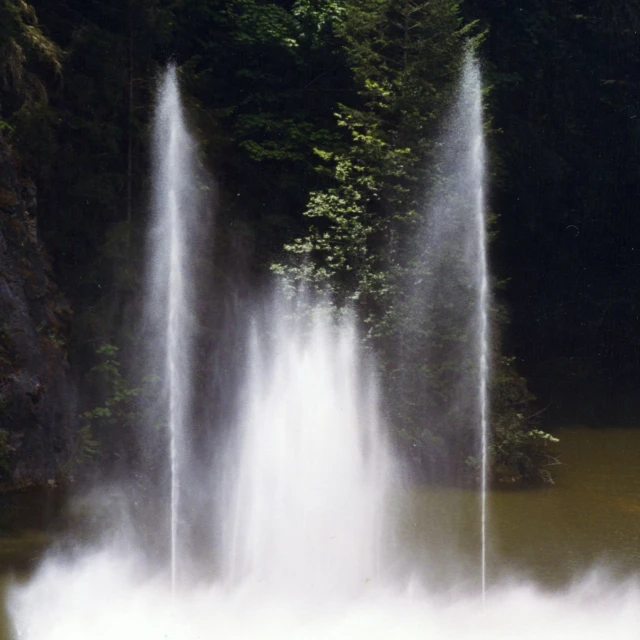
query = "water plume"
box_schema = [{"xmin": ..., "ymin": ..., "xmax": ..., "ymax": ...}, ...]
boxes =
[
  {"xmin": 146, "ymin": 64, "xmax": 204, "ymax": 592},
  {"xmin": 463, "ymin": 51, "xmax": 491, "ymax": 604},
  {"xmin": 393, "ymin": 50, "xmax": 489, "ymax": 595},
  {"xmin": 222, "ymin": 294, "xmax": 393, "ymax": 599}
]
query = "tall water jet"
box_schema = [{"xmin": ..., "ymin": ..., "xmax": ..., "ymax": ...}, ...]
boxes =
[
  {"xmin": 148, "ymin": 65, "xmax": 201, "ymax": 593},
  {"xmin": 464, "ymin": 52, "xmax": 490, "ymax": 604},
  {"xmin": 393, "ymin": 50, "xmax": 489, "ymax": 594}
]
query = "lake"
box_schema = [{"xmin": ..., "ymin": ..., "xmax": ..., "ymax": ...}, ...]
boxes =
[{"xmin": 1, "ymin": 427, "xmax": 639, "ymax": 637}]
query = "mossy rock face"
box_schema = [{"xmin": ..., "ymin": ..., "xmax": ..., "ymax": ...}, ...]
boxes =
[
  {"xmin": 0, "ymin": 187, "xmax": 19, "ymax": 212},
  {"xmin": 0, "ymin": 133, "xmax": 75, "ymax": 489}
]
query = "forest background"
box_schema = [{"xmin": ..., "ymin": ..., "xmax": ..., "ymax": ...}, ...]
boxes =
[{"xmin": 0, "ymin": 0, "xmax": 639, "ymax": 488}]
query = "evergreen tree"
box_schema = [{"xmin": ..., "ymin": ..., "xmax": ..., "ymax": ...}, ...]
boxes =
[{"xmin": 278, "ymin": 0, "xmax": 466, "ymax": 310}]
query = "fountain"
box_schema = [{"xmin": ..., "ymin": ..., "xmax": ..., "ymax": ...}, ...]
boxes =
[
  {"xmin": 147, "ymin": 64, "xmax": 200, "ymax": 593},
  {"xmin": 222, "ymin": 295, "xmax": 393, "ymax": 599},
  {"xmin": 7, "ymin": 61, "xmax": 640, "ymax": 640},
  {"xmin": 395, "ymin": 51, "xmax": 489, "ymax": 595},
  {"xmin": 462, "ymin": 52, "xmax": 491, "ymax": 603}
]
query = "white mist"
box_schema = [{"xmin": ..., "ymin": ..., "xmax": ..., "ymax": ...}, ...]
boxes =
[{"xmin": 223, "ymin": 297, "xmax": 393, "ymax": 600}]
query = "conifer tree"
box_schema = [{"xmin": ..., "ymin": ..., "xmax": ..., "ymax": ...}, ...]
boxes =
[{"xmin": 279, "ymin": 0, "xmax": 466, "ymax": 315}]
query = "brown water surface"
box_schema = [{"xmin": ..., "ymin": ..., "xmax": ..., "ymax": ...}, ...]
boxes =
[
  {"xmin": 405, "ymin": 427, "xmax": 640, "ymax": 589},
  {"xmin": 0, "ymin": 488, "xmax": 66, "ymax": 640},
  {"xmin": 1, "ymin": 427, "xmax": 639, "ymax": 637}
]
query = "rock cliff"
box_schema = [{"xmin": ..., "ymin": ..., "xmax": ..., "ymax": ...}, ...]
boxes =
[{"xmin": 0, "ymin": 133, "xmax": 74, "ymax": 489}]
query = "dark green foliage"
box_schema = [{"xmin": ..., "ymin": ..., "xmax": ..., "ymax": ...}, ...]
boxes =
[
  {"xmin": 0, "ymin": 1, "xmax": 62, "ymax": 95},
  {"xmin": 0, "ymin": 0, "xmax": 62, "ymax": 150},
  {"xmin": 0, "ymin": 428, "xmax": 14, "ymax": 476},
  {"xmin": 170, "ymin": 0, "xmax": 354, "ymax": 266},
  {"xmin": 491, "ymin": 357, "xmax": 559, "ymax": 485},
  {"xmin": 464, "ymin": 0, "xmax": 640, "ymax": 423},
  {"xmin": 23, "ymin": 0, "xmax": 170, "ymax": 284},
  {"xmin": 5, "ymin": 0, "xmax": 632, "ymax": 485},
  {"xmin": 273, "ymin": 2, "xmax": 552, "ymax": 482}
]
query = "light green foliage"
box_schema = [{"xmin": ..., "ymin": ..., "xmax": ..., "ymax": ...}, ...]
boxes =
[
  {"xmin": 527, "ymin": 429, "xmax": 559, "ymax": 444},
  {"xmin": 272, "ymin": 1, "xmax": 484, "ymax": 482},
  {"xmin": 276, "ymin": 0, "xmax": 470, "ymax": 450},
  {"xmin": 276, "ymin": 2, "xmax": 550, "ymax": 482},
  {"xmin": 79, "ymin": 344, "xmax": 158, "ymax": 465},
  {"xmin": 277, "ymin": 0, "xmax": 466, "ymax": 314}
]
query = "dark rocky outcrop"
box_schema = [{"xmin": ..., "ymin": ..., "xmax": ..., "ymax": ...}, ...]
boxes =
[{"xmin": 0, "ymin": 133, "xmax": 75, "ymax": 489}]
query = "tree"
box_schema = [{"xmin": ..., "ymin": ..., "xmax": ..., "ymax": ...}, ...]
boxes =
[
  {"xmin": 275, "ymin": 0, "xmax": 491, "ymax": 477},
  {"xmin": 278, "ymin": 0, "xmax": 466, "ymax": 313},
  {"xmin": 170, "ymin": 0, "xmax": 353, "ymax": 268}
]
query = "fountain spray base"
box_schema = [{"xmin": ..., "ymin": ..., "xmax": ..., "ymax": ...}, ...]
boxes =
[{"xmin": 9, "ymin": 546, "xmax": 640, "ymax": 640}]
